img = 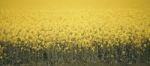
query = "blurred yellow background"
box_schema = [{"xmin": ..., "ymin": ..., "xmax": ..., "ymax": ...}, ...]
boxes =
[{"xmin": 0, "ymin": 0, "xmax": 150, "ymax": 9}]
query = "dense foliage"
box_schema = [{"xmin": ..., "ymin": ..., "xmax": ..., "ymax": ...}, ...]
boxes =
[{"xmin": 0, "ymin": 9, "xmax": 150, "ymax": 65}]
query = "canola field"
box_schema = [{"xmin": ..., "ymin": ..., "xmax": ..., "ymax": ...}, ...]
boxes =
[{"xmin": 0, "ymin": 9, "xmax": 150, "ymax": 66}]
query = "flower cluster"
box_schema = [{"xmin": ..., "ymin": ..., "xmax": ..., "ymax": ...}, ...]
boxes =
[{"xmin": 0, "ymin": 9, "xmax": 150, "ymax": 65}]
